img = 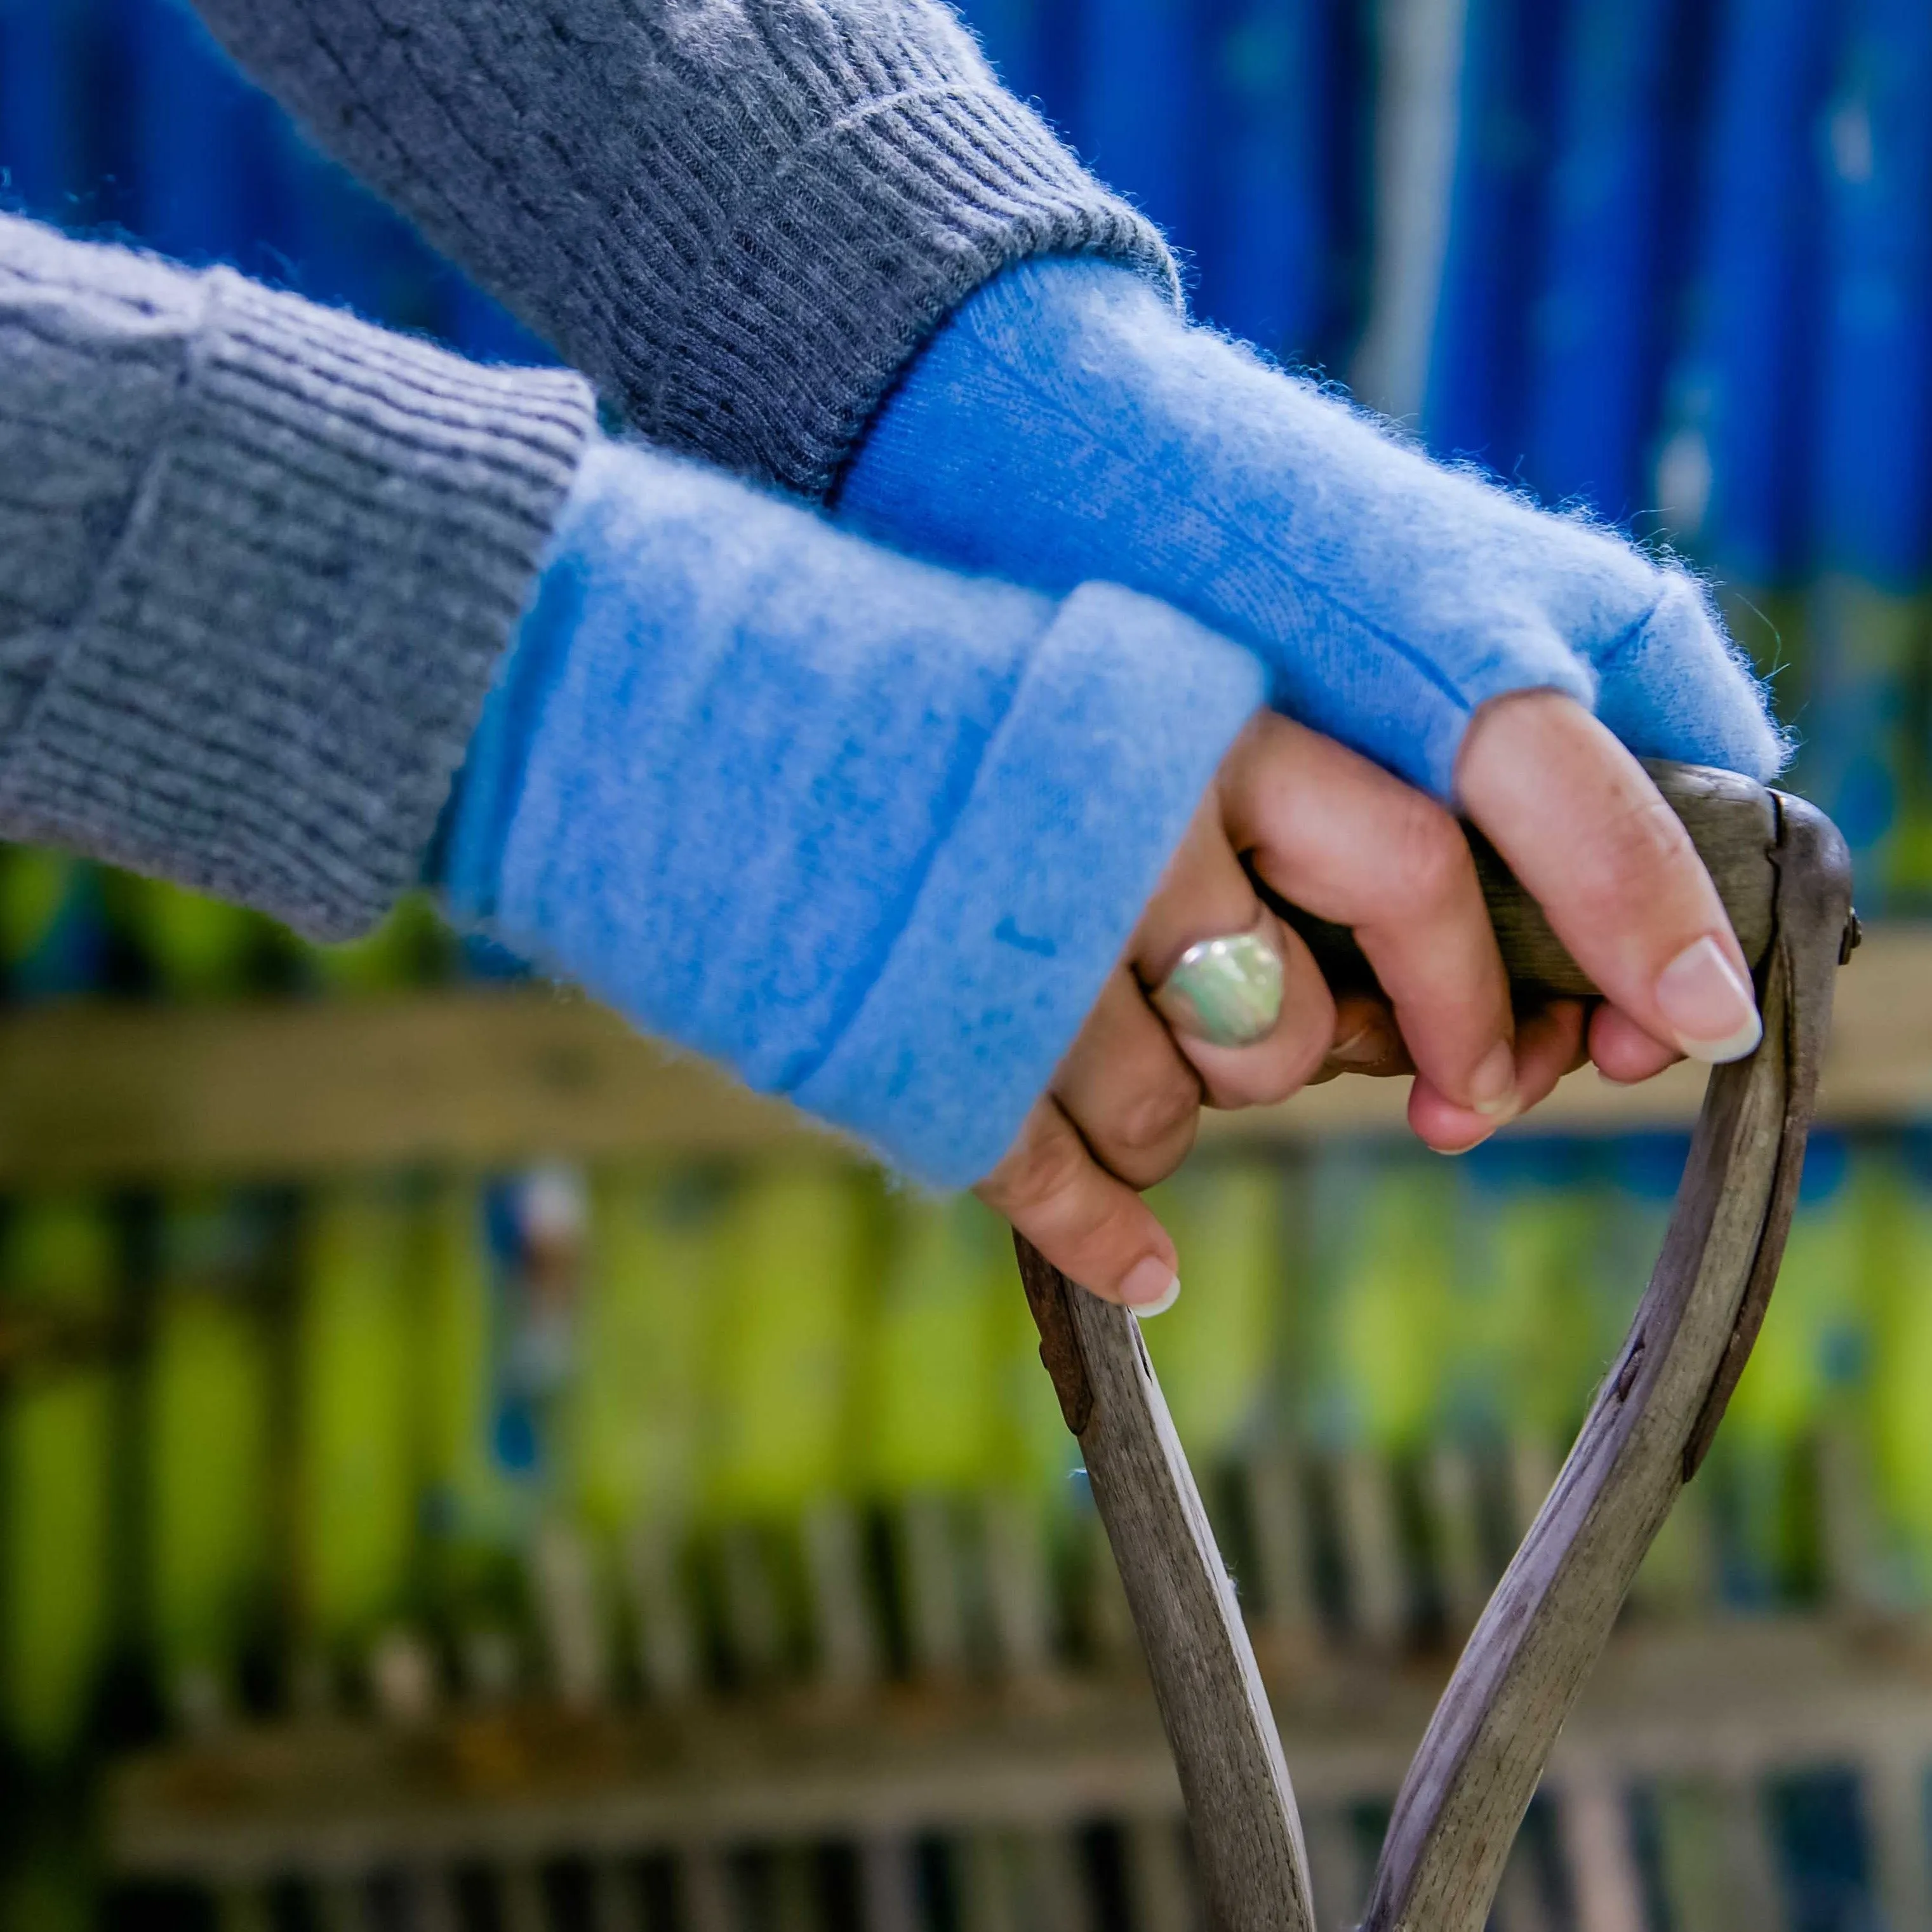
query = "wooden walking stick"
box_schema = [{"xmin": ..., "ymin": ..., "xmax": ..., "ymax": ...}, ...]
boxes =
[{"xmin": 1014, "ymin": 763, "xmax": 1856, "ymax": 1932}]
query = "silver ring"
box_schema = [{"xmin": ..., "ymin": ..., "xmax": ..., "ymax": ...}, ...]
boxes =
[{"xmin": 1150, "ymin": 917, "xmax": 1285, "ymax": 1048}]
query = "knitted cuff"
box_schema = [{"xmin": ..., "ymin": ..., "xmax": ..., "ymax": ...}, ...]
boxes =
[
  {"xmin": 0, "ymin": 269, "xmax": 594, "ymax": 940},
  {"xmin": 625, "ymin": 84, "xmax": 1177, "ymax": 500},
  {"xmin": 189, "ymin": 0, "xmax": 1175, "ymax": 507}
]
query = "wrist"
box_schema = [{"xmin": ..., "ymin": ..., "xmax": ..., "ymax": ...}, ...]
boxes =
[
  {"xmin": 791, "ymin": 583, "xmax": 1263, "ymax": 1182},
  {"xmin": 441, "ymin": 433, "xmax": 1264, "ymax": 1185}
]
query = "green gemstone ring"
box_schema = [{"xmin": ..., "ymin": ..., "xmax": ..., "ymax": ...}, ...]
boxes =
[{"xmin": 1150, "ymin": 922, "xmax": 1286, "ymax": 1049}]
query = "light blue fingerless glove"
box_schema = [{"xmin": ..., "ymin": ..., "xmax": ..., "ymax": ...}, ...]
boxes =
[
  {"xmin": 837, "ymin": 257, "xmax": 1788, "ymax": 799},
  {"xmin": 438, "ymin": 436, "xmax": 1265, "ymax": 1186}
]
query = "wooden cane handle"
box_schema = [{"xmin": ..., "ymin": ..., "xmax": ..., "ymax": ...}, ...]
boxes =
[
  {"xmin": 1015, "ymin": 764, "xmax": 1855, "ymax": 1932},
  {"xmin": 1259, "ymin": 760, "xmax": 1785, "ymax": 1001}
]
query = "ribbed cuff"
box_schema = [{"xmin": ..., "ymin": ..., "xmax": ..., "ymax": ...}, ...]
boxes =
[
  {"xmin": 630, "ymin": 84, "xmax": 1178, "ymax": 500},
  {"xmin": 0, "ymin": 269, "xmax": 594, "ymax": 940},
  {"xmin": 792, "ymin": 583, "xmax": 1264, "ymax": 1187}
]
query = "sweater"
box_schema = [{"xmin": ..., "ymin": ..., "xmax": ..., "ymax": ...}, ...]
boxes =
[
  {"xmin": 187, "ymin": 0, "xmax": 1173, "ymax": 501},
  {"xmin": 0, "ymin": 1, "xmax": 1166, "ymax": 936}
]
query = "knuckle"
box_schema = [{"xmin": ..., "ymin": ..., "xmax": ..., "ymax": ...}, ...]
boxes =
[
  {"xmin": 1383, "ymin": 792, "xmax": 1475, "ymax": 910},
  {"xmin": 1230, "ymin": 707, "xmax": 1291, "ymax": 776},
  {"xmin": 1114, "ymin": 1072, "xmax": 1201, "ymax": 1156},
  {"xmin": 1110, "ymin": 1113, "xmax": 1198, "ymax": 1190},
  {"xmin": 995, "ymin": 1122, "xmax": 1092, "ymax": 1221},
  {"xmin": 1233, "ymin": 714, "xmax": 1310, "ymax": 820}
]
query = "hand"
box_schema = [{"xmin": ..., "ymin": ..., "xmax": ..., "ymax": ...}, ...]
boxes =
[
  {"xmin": 1360, "ymin": 692, "xmax": 1764, "ymax": 1146},
  {"xmin": 1441, "ymin": 688, "xmax": 1760, "ymax": 1100},
  {"xmin": 977, "ymin": 691, "xmax": 1759, "ymax": 1308}
]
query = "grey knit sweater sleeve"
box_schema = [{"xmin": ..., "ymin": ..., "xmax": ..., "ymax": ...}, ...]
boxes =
[
  {"xmin": 0, "ymin": 212, "xmax": 594, "ymax": 938},
  {"xmin": 189, "ymin": 0, "xmax": 1175, "ymax": 498}
]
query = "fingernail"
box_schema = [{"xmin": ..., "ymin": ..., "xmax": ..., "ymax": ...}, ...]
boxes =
[
  {"xmin": 1467, "ymin": 1040, "xmax": 1520, "ymax": 1121},
  {"xmin": 1122, "ymin": 1258, "xmax": 1181, "ymax": 1317},
  {"xmin": 1328, "ymin": 1019, "xmax": 1391, "ymax": 1068},
  {"xmin": 1133, "ymin": 1278, "xmax": 1182, "ymax": 1319},
  {"xmin": 1655, "ymin": 936, "xmax": 1762, "ymax": 1063}
]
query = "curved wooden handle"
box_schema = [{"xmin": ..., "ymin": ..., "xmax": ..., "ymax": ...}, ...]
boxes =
[
  {"xmin": 1361, "ymin": 787, "xmax": 1853, "ymax": 1932},
  {"xmin": 1013, "ymin": 763, "xmax": 1855, "ymax": 1932}
]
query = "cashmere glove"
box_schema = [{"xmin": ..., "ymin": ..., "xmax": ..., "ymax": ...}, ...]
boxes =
[
  {"xmin": 437, "ymin": 434, "xmax": 1264, "ymax": 1187},
  {"xmin": 837, "ymin": 256, "xmax": 1787, "ymax": 801}
]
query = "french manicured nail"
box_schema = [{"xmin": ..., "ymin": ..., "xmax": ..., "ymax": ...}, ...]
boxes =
[
  {"xmin": 1123, "ymin": 1258, "xmax": 1181, "ymax": 1317},
  {"xmin": 1655, "ymin": 936, "xmax": 1761, "ymax": 1063},
  {"xmin": 1467, "ymin": 1039, "xmax": 1520, "ymax": 1121}
]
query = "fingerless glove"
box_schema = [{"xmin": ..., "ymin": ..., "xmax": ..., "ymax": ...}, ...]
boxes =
[
  {"xmin": 839, "ymin": 256, "xmax": 1787, "ymax": 798},
  {"xmin": 439, "ymin": 436, "xmax": 1264, "ymax": 1185}
]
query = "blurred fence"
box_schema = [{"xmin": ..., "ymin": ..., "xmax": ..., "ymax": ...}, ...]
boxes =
[
  {"xmin": 5, "ymin": 1, "xmax": 1932, "ymax": 1929},
  {"xmin": 0, "ymin": 855, "xmax": 1928, "ymax": 1930}
]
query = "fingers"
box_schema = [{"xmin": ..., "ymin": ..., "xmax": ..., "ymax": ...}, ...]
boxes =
[
  {"xmin": 1307, "ymin": 994, "xmax": 1412, "ymax": 1084},
  {"xmin": 1456, "ymin": 691, "xmax": 1762, "ymax": 1069},
  {"xmin": 1410, "ymin": 999, "xmax": 1588, "ymax": 1149},
  {"xmin": 1051, "ymin": 968, "xmax": 1203, "ymax": 1189},
  {"xmin": 1218, "ymin": 713, "xmax": 1522, "ymax": 1143},
  {"xmin": 1052, "ymin": 790, "xmax": 1333, "ymax": 1194},
  {"xmin": 998, "ymin": 691, "xmax": 1738, "ymax": 1246},
  {"xmin": 1020, "ymin": 780, "xmax": 1334, "ymax": 1262},
  {"xmin": 976, "ymin": 1096, "xmax": 1180, "ymax": 1310},
  {"xmin": 1590, "ymin": 1003, "xmax": 1682, "ymax": 1085}
]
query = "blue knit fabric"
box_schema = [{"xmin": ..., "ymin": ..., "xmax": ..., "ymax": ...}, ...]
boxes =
[
  {"xmin": 441, "ymin": 436, "xmax": 1265, "ymax": 1187},
  {"xmin": 837, "ymin": 257, "xmax": 1788, "ymax": 799}
]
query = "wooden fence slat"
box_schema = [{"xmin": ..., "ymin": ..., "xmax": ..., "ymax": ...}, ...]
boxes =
[
  {"xmin": 3, "ymin": 926, "xmax": 1923, "ymax": 1187},
  {"xmin": 1553, "ymin": 1772, "xmax": 1644, "ymax": 1932}
]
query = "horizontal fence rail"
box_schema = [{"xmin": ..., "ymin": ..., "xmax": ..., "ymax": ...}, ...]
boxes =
[{"xmin": 0, "ymin": 926, "xmax": 1923, "ymax": 1188}]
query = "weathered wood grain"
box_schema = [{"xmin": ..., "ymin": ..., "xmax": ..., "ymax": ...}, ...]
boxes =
[{"xmin": 1015, "ymin": 1243, "xmax": 1316, "ymax": 1932}]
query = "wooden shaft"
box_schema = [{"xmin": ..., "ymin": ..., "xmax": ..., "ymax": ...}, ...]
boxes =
[
  {"xmin": 1362, "ymin": 787, "xmax": 1851, "ymax": 1931},
  {"xmin": 1014, "ymin": 1242, "xmax": 1317, "ymax": 1932}
]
